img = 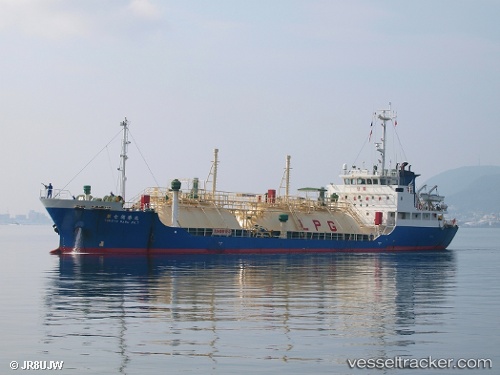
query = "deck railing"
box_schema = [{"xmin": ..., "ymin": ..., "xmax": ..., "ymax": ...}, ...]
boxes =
[
  {"xmin": 39, "ymin": 189, "xmax": 73, "ymax": 200},
  {"xmin": 185, "ymin": 227, "xmax": 373, "ymax": 242}
]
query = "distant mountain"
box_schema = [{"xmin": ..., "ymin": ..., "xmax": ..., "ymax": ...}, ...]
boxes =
[
  {"xmin": 446, "ymin": 174, "xmax": 500, "ymax": 213},
  {"xmin": 423, "ymin": 166, "xmax": 500, "ymax": 197},
  {"xmin": 422, "ymin": 166, "xmax": 500, "ymax": 223}
]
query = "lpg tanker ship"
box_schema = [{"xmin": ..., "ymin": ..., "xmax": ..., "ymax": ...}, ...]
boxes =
[{"xmin": 41, "ymin": 108, "xmax": 458, "ymax": 254}]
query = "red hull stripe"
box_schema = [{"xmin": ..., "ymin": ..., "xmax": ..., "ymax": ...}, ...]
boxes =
[{"xmin": 57, "ymin": 246, "xmax": 446, "ymax": 255}]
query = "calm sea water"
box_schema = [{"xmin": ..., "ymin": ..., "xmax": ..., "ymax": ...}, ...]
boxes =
[{"xmin": 0, "ymin": 225, "xmax": 498, "ymax": 374}]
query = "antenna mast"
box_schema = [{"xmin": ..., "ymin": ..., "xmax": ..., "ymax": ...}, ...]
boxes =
[
  {"xmin": 205, "ymin": 148, "xmax": 219, "ymax": 198},
  {"xmin": 118, "ymin": 118, "xmax": 130, "ymax": 200},
  {"xmin": 285, "ymin": 155, "xmax": 291, "ymax": 199},
  {"xmin": 376, "ymin": 103, "xmax": 396, "ymax": 176},
  {"xmin": 212, "ymin": 148, "xmax": 219, "ymax": 197},
  {"xmin": 279, "ymin": 155, "xmax": 291, "ymax": 200}
]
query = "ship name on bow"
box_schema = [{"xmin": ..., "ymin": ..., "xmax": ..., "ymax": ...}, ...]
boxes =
[{"xmin": 105, "ymin": 213, "xmax": 141, "ymax": 225}]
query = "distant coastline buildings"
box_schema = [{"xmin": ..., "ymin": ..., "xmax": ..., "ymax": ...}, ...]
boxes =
[
  {"xmin": 0, "ymin": 209, "xmax": 497, "ymax": 227},
  {"xmin": 0, "ymin": 210, "xmax": 52, "ymax": 225},
  {"xmin": 455, "ymin": 212, "xmax": 500, "ymax": 228}
]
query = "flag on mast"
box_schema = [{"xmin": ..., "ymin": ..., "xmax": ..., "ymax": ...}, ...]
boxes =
[{"xmin": 368, "ymin": 122, "xmax": 373, "ymax": 141}]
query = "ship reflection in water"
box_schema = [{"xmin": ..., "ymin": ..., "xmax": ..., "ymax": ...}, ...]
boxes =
[{"xmin": 43, "ymin": 252, "xmax": 456, "ymax": 374}]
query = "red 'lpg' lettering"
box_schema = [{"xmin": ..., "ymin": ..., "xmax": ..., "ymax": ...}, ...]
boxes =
[
  {"xmin": 298, "ymin": 219, "xmax": 309, "ymax": 231},
  {"xmin": 313, "ymin": 220, "xmax": 321, "ymax": 231},
  {"xmin": 327, "ymin": 221, "xmax": 337, "ymax": 232}
]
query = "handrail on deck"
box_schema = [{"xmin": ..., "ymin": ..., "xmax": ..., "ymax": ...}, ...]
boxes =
[{"xmin": 39, "ymin": 189, "xmax": 73, "ymax": 200}]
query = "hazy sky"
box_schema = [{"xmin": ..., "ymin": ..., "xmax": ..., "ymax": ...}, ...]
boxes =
[{"xmin": 1, "ymin": 0, "xmax": 499, "ymax": 215}]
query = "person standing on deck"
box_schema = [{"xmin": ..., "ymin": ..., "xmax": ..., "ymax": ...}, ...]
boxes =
[{"xmin": 44, "ymin": 183, "xmax": 53, "ymax": 198}]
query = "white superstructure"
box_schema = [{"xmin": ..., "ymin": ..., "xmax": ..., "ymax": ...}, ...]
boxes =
[{"xmin": 328, "ymin": 107, "xmax": 452, "ymax": 232}]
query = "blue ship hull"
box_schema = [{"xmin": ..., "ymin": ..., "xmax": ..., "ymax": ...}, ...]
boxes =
[{"xmin": 46, "ymin": 206, "xmax": 458, "ymax": 255}]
